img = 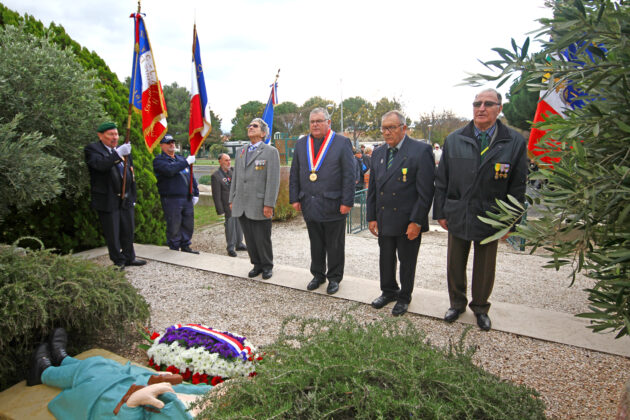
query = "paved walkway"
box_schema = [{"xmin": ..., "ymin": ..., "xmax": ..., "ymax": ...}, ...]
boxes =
[{"xmin": 78, "ymin": 244, "xmax": 630, "ymax": 358}]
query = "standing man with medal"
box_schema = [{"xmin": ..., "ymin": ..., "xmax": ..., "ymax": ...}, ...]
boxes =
[
  {"xmin": 433, "ymin": 88, "xmax": 528, "ymax": 331},
  {"xmin": 289, "ymin": 107, "xmax": 356, "ymax": 295},
  {"xmin": 230, "ymin": 118, "xmax": 280, "ymax": 280},
  {"xmin": 367, "ymin": 111, "xmax": 435, "ymax": 316}
]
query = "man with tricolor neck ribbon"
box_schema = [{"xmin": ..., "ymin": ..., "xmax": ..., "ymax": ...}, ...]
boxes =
[
  {"xmin": 289, "ymin": 107, "xmax": 356, "ymax": 295},
  {"xmin": 433, "ymin": 88, "xmax": 528, "ymax": 331}
]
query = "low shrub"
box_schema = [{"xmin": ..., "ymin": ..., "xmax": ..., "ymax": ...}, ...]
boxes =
[
  {"xmin": 0, "ymin": 241, "xmax": 150, "ymax": 391},
  {"xmin": 273, "ymin": 174, "xmax": 297, "ymax": 221},
  {"xmin": 193, "ymin": 315, "xmax": 546, "ymax": 419}
]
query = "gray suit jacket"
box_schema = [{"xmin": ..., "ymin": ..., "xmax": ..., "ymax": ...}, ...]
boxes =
[{"xmin": 229, "ymin": 142, "xmax": 280, "ymax": 220}]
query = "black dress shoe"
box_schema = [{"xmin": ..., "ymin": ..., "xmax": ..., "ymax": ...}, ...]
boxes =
[
  {"xmin": 126, "ymin": 259, "xmax": 147, "ymax": 266},
  {"xmin": 262, "ymin": 269, "xmax": 273, "ymax": 280},
  {"xmin": 306, "ymin": 278, "xmax": 325, "ymax": 291},
  {"xmin": 392, "ymin": 301, "xmax": 409, "ymax": 316},
  {"xmin": 371, "ymin": 295, "xmax": 397, "ymax": 309},
  {"xmin": 49, "ymin": 328, "xmax": 68, "ymax": 366},
  {"xmin": 236, "ymin": 244, "xmax": 247, "ymax": 251},
  {"xmin": 181, "ymin": 246, "xmax": 200, "ymax": 254},
  {"xmin": 248, "ymin": 268, "xmax": 263, "ymax": 278},
  {"xmin": 26, "ymin": 343, "xmax": 52, "ymax": 386},
  {"xmin": 326, "ymin": 281, "xmax": 339, "ymax": 295},
  {"xmin": 444, "ymin": 308, "xmax": 464, "ymax": 323},
  {"xmin": 227, "ymin": 250, "xmax": 237, "ymax": 257},
  {"xmin": 476, "ymin": 313, "xmax": 492, "ymax": 331}
]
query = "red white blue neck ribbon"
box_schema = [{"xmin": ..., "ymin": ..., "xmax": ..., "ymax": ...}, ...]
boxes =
[
  {"xmin": 307, "ymin": 130, "xmax": 335, "ymax": 173},
  {"xmin": 171, "ymin": 323, "xmax": 252, "ymax": 360}
]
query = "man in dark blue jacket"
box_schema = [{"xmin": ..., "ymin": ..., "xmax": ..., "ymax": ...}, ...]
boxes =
[
  {"xmin": 289, "ymin": 107, "xmax": 356, "ymax": 295},
  {"xmin": 367, "ymin": 111, "xmax": 435, "ymax": 316},
  {"xmin": 84, "ymin": 121, "xmax": 146, "ymax": 269},
  {"xmin": 433, "ymin": 89, "xmax": 528, "ymax": 331},
  {"xmin": 153, "ymin": 135, "xmax": 200, "ymax": 254}
]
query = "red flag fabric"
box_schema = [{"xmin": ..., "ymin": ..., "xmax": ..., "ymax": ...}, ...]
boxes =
[{"xmin": 129, "ymin": 13, "xmax": 168, "ymax": 150}]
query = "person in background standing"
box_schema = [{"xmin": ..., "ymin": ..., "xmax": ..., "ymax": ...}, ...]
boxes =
[{"xmin": 211, "ymin": 153, "xmax": 246, "ymax": 257}]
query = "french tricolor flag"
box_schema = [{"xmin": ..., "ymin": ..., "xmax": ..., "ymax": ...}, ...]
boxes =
[
  {"xmin": 189, "ymin": 24, "xmax": 211, "ymax": 156},
  {"xmin": 129, "ymin": 13, "xmax": 168, "ymax": 151}
]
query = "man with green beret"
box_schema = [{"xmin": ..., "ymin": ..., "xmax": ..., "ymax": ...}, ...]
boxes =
[{"xmin": 84, "ymin": 122, "xmax": 146, "ymax": 269}]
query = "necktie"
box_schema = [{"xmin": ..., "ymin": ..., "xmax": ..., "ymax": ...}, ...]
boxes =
[
  {"xmin": 248, "ymin": 144, "xmax": 257, "ymax": 152},
  {"xmin": 479, "ymin": 132, "xmax": 489, "ymax": 154},
  {"xmin": 387, "ymin": 148, "xmax": 397, "ymax": 169}
]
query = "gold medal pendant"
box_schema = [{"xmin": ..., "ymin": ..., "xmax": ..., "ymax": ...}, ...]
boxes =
[{"xmin": 309, "ymin": 172, "xmax": 318, "ymax": 182}]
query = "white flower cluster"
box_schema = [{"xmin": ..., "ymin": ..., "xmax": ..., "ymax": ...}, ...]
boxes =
[{"xmin": 147, "ymin": 333, "xmax": 260, "ymax": 379}]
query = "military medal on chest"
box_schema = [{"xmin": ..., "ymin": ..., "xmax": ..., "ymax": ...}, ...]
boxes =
[
  {"xmin": 402, "ymin": 167, "xmax": 407, "ymax": 182},
  {"xmin": 307, "ymin": 130, "xmax": 335, "ymax": 182},
  {"xmin": 494, "ymin": 163, "xmax": 510, "ymax": 179}
]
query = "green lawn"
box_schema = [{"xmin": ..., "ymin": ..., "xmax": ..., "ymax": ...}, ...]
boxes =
[
  {"xmin": 194, "ymin": 205, "xmax": 222, "ymax": 228},
  {"xmin": 194, "ymin": 159, "xmax": 218, "ymax": 165}
]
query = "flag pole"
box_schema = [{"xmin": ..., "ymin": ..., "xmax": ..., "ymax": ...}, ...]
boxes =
[
  {"xmin": 121, "ymin": 0, "xmax": 142, "ymax": 203},
  {"xmin": 188, "ymin": 23, "xmax": 198, "ymax": 200}
]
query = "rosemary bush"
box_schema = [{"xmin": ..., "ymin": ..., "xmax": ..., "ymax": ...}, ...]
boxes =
[
  {"xmin": 193, "ymin": 315, "xmax": 545, "ymax": 419},
  {"xmin": 0, "ymin": 242, "xmax": 150, "ymax": 391}
]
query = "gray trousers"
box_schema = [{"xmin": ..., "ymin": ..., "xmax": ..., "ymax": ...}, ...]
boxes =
[
  {"xmin": 239, "ymin": 216, "xmax": 273, "ymax": 270},
  {"xmin": 225, "ymin": 216, "xmax": 244, "ymax": 251}
]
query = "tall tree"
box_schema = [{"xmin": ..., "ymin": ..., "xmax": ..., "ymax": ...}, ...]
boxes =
[
  {"xmin": 413, "ymin": 110, "xmax": 468, "ymax": 145},
  {"xmin": 231, "ymin": 100, "xmax": 264, "ymax": 139},
  {"xmin": 274, "ymin": 101, "xmax": 302, "ymax": 137},
  {"xmin": 341, "ymin": 96, "xmax": 374, "ymax": 144},
  {"xmin": 502, "ymin": 78, "xmax": 539, "ymax": 131},
  {"xmin": 162, "ymin": 82, "xmax": 191, "ymax": 145},
  {"xmin": 464, "ymin": 0, "xmax": 630, "ymax": 337}
]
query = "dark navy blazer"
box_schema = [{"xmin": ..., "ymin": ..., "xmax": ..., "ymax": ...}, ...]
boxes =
[
  {"xmin": 367, "ymin": 136, "xmax": 435, "ymax": 236},
  {"xmin": 289, "ymin": 132, "xmax": 356, "ymax": 223}
]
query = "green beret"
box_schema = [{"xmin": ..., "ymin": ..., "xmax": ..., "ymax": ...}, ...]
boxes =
[{"xmin": 97, "ymin": 121, "xmax": 117, "ymax": 133}]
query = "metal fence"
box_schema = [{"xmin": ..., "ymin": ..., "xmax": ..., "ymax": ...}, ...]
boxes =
[{"xmin": 346, "ymin": 188, "xmax": 368, "ymax": 234}]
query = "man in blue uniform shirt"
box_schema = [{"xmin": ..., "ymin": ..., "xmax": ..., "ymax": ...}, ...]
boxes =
[{"xmin": 153, "ymin": 135, "xmax": 200, "ymax": 254}]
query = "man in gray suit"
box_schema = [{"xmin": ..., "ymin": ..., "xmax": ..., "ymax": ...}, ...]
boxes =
[
  {"xmin": 211, "ymin": 153, "xmax": 246, "ymax": 257},
  {"xmin": 230, "ymin": 118, "xmax": 280, "ymax": 279}
]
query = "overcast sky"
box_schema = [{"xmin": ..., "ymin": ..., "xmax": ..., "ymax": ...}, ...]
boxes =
[{"xmin": 3, "ymin": 0, "xmax": 551, "ymax": 132}]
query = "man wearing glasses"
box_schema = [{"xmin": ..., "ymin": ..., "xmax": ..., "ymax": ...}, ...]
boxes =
[
  {"xmin": 289, "ymin": 107, "xmax": 356, "ymax": 295},
  {"xmin": 153, "ymin": 134, "xmax": 200, "ymax": 254},
  {"xmin": 230, "ymin": 118, "xmax": 280, "ymax": 280},
  {"xmin": 367, "ymin": 111, "xmax": 435, "ymax": 316},
  {"xmin": 433, "ymin": 88, "xmax": 528, "ymax": 331}
]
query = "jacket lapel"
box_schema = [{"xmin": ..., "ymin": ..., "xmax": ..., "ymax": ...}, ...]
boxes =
[
  {"xmin": 246, "ymin": 143, "xmax": 265, "ymax": 166},
  {"xmin": 377, "ymin": 136, "xmax": 409, "ymax": 188}
]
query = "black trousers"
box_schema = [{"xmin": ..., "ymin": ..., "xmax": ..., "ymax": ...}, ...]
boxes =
[
  {"xmin": 98, "ymin": 207, "xmax": 135, "ymax": 265},
  {"xmin": 447, "ymin": 233, "xmax": 498, "ymax": 314},
  {"xmin": 306, "ymin": 219, "xmax": 346, "ymax": 283},
  {"xmin": 239, "ymin": 216, "xmax": 273, "ymax": 270},
  {"xmin": 378, "ymin": 234, "xmax": 421, "ymax": 304}
]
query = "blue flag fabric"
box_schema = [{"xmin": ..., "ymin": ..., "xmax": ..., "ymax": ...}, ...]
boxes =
[{"xmin": 262, "ymin": 82, "xmax": 278, "ymax": 144}]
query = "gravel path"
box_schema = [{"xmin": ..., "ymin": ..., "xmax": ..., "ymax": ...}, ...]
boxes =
[{"xmin": 108, "ymin": 218, "xmax": 628, "ymax": 419}]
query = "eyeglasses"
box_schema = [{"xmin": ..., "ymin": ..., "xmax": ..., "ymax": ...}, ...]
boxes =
[
  {"xmin": 472, "ymin": 101, "xmax": 500, "ymax": 108},
  {"xmin": 247, "ymin": 123, "xmax": 260, "ymax": 128},
  {"xmin": 381, "ymin": 124, "xmax": 402, "ymax": 133},
  {"xmin": 310, "ymin": 119, "xmax": 328, "ymax": 125},
  {"xmin": 165, "ymin": 140, "xmax": 175, "ymax": 144}
]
